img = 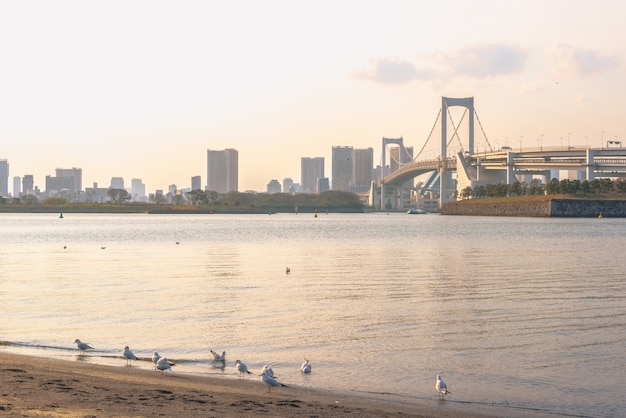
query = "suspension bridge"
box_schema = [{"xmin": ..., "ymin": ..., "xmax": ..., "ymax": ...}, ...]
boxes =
[{"xmin": 371, "ymin": 97, "xmax": 626, "ymax": 211}]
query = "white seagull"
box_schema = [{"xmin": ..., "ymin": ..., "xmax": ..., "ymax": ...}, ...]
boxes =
[
  {"xmin": 261, "ymin": 368, "xmax": 286, "ymax": 393},
  {"xmin": 210, "ymin": 349, "xmax": 226, "ymax": 362},
  {"xmin": 152, "ymin": 352, "xmax": 162, "ymax": 370},
  {"xmin": 74, "ymin": 339, "xmax": 93, "ymax": 355},
  {"xmin": 157, "ymin": 357, "xmax": 175, "ymax": 374},
  {"xmin": 260, "ymin": 365, "xmax": 274, "ymax": 378},
  {"xmin": 436, "ymin": 374, "xmax": 450, "ymax": 398},
  {"xmin": 300, "ymin": 358, "xmax": 311, "ymax": 373},
  {"xmin": 123, "ymin": 346, "xmax": 138, "ymax": 365},
  {"xmin": 235, "ymin": 359, "xmax": 253, "ymax": 378}
]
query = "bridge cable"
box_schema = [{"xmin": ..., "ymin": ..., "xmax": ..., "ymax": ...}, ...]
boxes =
[
  {"xmin": 413, "ymin": 108, "xmax": 442, "ymax": 161},
  {"xmin": 445, "ymin": 106, "xmax": 467, "ymax": 155},
  {"xmin": 474, "ymin": 109, "xmax": 493, "ymax": 152}
]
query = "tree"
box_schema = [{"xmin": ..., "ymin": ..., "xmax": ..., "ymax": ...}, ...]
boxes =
[
  {"xmin": 22, "ymin": 194, "xmax": 40, "ymax": 205},
  {"xmin": 581, "ymin": 180, "xmax": 591, "ymax": 195},
  {"xmin": 44, "ymin": 197, "xmax": 68, "ymax": 205},
  {"xmin": 460, "ymin": 186, "xmax": 473, "ymax": 199},
  {"xmin": 107, "ymin": 188, "xmax": 131, "ymax": 204}
]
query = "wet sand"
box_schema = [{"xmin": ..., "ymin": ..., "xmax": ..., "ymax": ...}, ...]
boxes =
[{"xmin": 0, "ymin": 352, "xmax": 504, "ymax": 417}]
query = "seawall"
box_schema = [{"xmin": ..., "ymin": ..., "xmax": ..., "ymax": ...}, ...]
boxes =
[{"xmin": 442, "ymin": 198, "xmax": 626, "ymax": 217}]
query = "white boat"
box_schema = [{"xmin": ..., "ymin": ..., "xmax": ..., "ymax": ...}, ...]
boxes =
[{"xmin": 407, "ymin": 208, "xmax": 426, "ymax": 214}]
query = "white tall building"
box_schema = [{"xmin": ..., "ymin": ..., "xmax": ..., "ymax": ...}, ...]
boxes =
[
  {"xmin": 131, "ymin": 178, "xmax": 146, "ymax": 201},
  {"xmin": 301, "ymin": 157, "xmax": 324, "ymax": 194},
  {"xmin": 0, "ymin": 159, "xmax": 9, "ymax": 197},
  {"xmin": 13, "ymin": 176, "xmax": 21, "ymax": 197},
  {"xmin": 207, "ymin": 149, "xmax": 238, "ymax": 193}
]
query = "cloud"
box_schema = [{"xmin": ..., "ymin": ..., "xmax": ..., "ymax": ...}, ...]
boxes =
[
  {"xmin": 351, "ymin": 57, "xmax": 435, "ymax": 85},
  {"xmin": 546, "ymin": 44, "xmax": 620, "ymax": 78},
  {"xmin": 444, "ymin": 44, "xmax": 529, "ymax": 78},
  {"xmin": 353, "ymin": 43, "xmax": 529, "ymax": 86}
]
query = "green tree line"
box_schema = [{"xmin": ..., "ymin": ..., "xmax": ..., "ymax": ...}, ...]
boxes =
[{"xmin": 460, "ymin": 178, "xmax": 626, "ymax": 199}]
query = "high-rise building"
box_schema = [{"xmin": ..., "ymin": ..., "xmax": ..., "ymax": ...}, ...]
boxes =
[
  {"xmin": 266, "ymin": 179, "xmax": 281, "ymax": 194},
  {"xmin": 0, "ymin": 159, "xmax": 9, "ymax": 197},
  {"xmin": 352, "ymin": 147, "xmax": 374, "ymax": 193},
  {"xmin": 131, "ymin": 178, "xmax": 145, "ymax": 201},
  {"xmin": 282, "ymin": 178, "xmax": 294, "ymax": 194},
  {"xmin": 110, "ymin": 177, "xmax": 124, "ymax": 189},
  {"xmin": 55, "ymin": 168, "xmax": 82, "ymax": 195},
  {"xmin": 332, "ymin": 146, "xmax": 353, "ymax": 192},
  {"xmin": 207, "ymin": 149, "xmax": 238, "ymax": 193},
  {"xmin": 13, "ymin": 176, "xmax": 21, "ymax": 197},
  {"xmin": 317, "ymin": 177, "xmax": 330, "ymax": 193},
  {"xmin": 191, "ymin": 175, "xmax": 201, "ymax": 191},
  {"xmin": 301, "ymin": 157, "xmax": 324, "ymax": 194},
  {"xmin": 22, "ymin": 175, "xmax": 34, "ymax": 195}
]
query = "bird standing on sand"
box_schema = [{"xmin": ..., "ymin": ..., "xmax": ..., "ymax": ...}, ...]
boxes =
[
  {"xmin": 300, "ymin": 358, "xmax": 311, "ymax": 373},
  {"xmin": 235, "ymin": 359, "xmax": 253, "ymax": 378},
  {"xmin": 152, "ymin": 352, "xmax": 162, "ymax": 369},
  {"xmin": 260, "ymin": 365, "xmax": 274, "ymax": 378},
  {"xmin": 74, "ymin": 339, "xmax": 93, "ymax": 355},
  {"xmin": 123, "ymin": 346, "xmax": 138, "ymax": 365},
  {"xmin": 157, "ymin": 357, "xmax": 175, "ymax": 374},
  {"xmin": 210, "ymin": 349, "xmax": 226, "ymax": 362},
  {"xmin": 261, "ymin": 368, "xmax": 286, "ymax": 393},
  {"xmin": 436, "ymin": 374, "xmax": 450, "ymax": 398}
]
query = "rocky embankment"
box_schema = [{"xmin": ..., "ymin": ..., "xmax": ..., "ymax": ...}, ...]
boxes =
[{"xmin": 442, "ymin": 198, "xmax": 626, "ymax": 217}]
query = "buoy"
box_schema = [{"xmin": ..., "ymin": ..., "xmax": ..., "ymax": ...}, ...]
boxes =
[
  {"xmin": 598, "ymin": 213, "xmax": 603, "ymax": 219},
  {"xmin": 59, "ymin": 212, "xmax": 63, "ymax": 219}
]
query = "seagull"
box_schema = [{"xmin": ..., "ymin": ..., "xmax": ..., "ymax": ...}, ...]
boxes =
[
  {"xmin": 74, "ymin": 339, "xmax": 93, "ymax": 355},
  {"xmin": 261, "ymin": 368, "xmax": 286, "ymax": 393},
  {"xmin": 210, "ymin": 349, "xmax": 226, "ymax": 362},
  {"xmin": 300, "ymin": 358, "xmax": 311, "ymax": 373},
  {"xmin": 152, "ymin": 352, "xmax": 162, "ymax": 370},
  {"xmin": 157, "ymin": 357, "xmax": 175, "ymax": 374},
  {"xmin": 260, "ymin": 365, "xmax": 274, "ymax": 378},
  {"xmin": 285, "ymin": 267, "xmax": 290, "ymax": 274},
  {"xmin": 436, "ymin": 374, "xmax": 450, "ymax": 398},
  {"xmin": 235, "ymin": 359, "xmax": 253, "ymax": 378},
  {"xmin": 123, "ymin": 346, "xmax": 138, "ymax": 365}
]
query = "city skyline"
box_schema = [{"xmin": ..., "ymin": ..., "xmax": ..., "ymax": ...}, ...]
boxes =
[{"xmin": 1, "ymin": 1, "xmax": 624, "ymax": 193}]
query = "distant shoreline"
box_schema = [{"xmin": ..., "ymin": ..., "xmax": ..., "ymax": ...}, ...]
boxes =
[{"xmin": 0, "ymin": 205, "xmax": 365, "ymax": 214}]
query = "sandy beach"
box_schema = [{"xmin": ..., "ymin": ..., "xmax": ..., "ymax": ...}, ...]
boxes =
[{"xmin": 0, "ymin": 352, "xmax": 495, "ymax": 417}]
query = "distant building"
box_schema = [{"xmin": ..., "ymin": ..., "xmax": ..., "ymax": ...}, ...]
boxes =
[
  {"xmin": 84, "ymin": 182, "xmax": 109, "ymax": 203},
  {"xmin": 317, "ymin": 177, "xmax": 330, "ymax": 193},
  {"xmin": 267, "ymin": 179, "xmax": 281, "ymax": 194},
  {"xmin": 110, "ymin": 177, "xmax": 124, "ymax": 189},
  {"xmin": 191, "ymin": 175, "xmax": 201, "ymax": 191},
  {"xmin": 13, "ymin": 176, "xmax": 21, "ymax": 197},
  {"xmin": 351, "ymin": 147, "xmax": 374, "ymax": 193},
  {"xmin": 0, "ymin": 159, "xmax": 9, "ymax": 197},
  {"xmin": 282, "ymin": 178, "xmax": 294, "ymax": 194},
  {"xmin": 22, "ymin": 175, "xmax": 34, "ymax": 195},
  {"xmin": 44, "ymin": 168, "xmax": 81, "ymax": 201},
  {"xmin": 207, "ymin": 148, "xmax": 238, "ymax": 193},
  {"xmin": 131, "ymin": 178, "xmax": 146, "ymax": 201},
  {"xmin": 301, "ymin": 157, "xmax": 324, "ymax": 194},
  {"xmin": 332, "ymin": 146, "xmax": 353, "ymax": 192}
]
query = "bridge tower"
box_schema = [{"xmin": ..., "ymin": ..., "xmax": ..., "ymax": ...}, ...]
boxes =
[
  {"xmin": 441, "ymin": 97, "xmax": 475, "ymax": 205},
  {"xmin": 380, "ymin": 137, "xmax": 410, "ymax": 211}
]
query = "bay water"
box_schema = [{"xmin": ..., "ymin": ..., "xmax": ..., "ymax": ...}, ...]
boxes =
[{"xmin": 1, "ymin": 212, "xmax": 624, "ymax": 417}]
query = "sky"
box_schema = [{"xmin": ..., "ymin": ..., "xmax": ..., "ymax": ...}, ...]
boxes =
[{"xmin": 1, "ymin": 0, "xmax": 625, "ymax": 193}]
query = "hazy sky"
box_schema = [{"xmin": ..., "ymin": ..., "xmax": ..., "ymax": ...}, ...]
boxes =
[{"xmin": 1, "ymin": 0, "xmax": 625, "ymax": 193}]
